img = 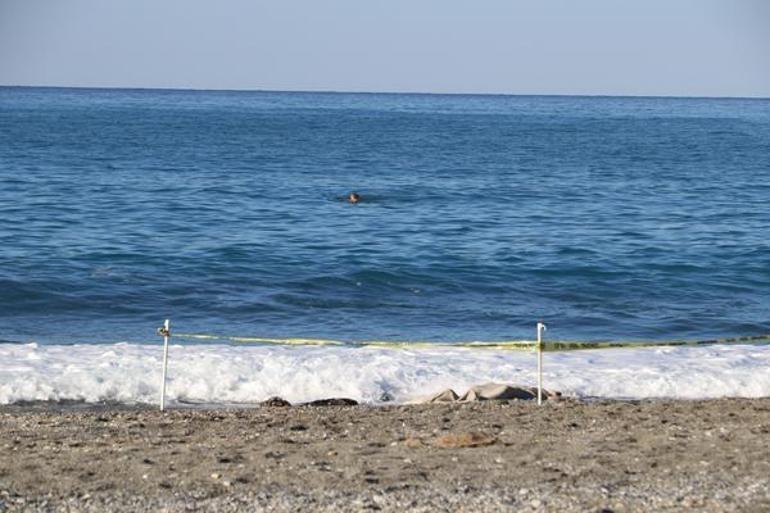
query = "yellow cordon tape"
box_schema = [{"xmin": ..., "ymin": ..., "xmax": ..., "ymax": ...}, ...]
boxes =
[
  {"xmin": 156, "ymin": 324, "xmax": 770, "ymax": 411},
  {"xmin": 171, "ymin": 332, "xmax": 770, "ymax": 352},
  {"xmin": 173, "ymin": 333, "xmax": 344, "ymax": 346}
]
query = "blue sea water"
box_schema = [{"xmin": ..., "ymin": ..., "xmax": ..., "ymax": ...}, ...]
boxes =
[{"xmin": 1, "ymin": 87, "xmax": 769, "ymax": 346}]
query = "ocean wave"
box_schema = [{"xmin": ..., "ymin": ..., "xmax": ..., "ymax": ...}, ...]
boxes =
[{"xmin": 1, "ymin": 343, "xmax": 768, "ymax": 405}]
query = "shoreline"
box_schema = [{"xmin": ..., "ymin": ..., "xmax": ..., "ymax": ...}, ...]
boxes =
[
  {"xmin": 1, "ymin": 391, "xmax": 766, "ymax": 411},
  {"xmin": 3, "ymin": 342, "xmax": 769, "ymax": 405},
  {"xmin": 1, "ymin": 398, "xmax": 768, "ymax": 512}
]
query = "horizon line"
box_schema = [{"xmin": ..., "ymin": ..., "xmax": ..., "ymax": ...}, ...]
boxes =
[{"xmin": 1, "ymin": 83, "xmax": 769, "ymax": 101}]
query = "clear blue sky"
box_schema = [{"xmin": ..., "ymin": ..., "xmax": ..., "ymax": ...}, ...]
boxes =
[{"xmin": 1, "ymin": 0, "xmax": 768, "ymax": 97}]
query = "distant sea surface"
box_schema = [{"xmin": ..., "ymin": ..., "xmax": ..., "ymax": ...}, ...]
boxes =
[{"xmin": 1, "ymin": 87, "xmax": 769, "ymax": 345}]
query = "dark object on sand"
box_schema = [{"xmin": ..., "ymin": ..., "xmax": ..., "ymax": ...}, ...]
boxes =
[
  {"xmin": 261, "ymin": 397, "xmax": 292, "ymax": 407},
  {"xmin": 304, "ymin": 398, "xmax": 359, "ymax": 407}
]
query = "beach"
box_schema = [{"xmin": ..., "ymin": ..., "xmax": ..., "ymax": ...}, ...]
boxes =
[
  {"xmin": 3, "ymin": 7, "xmax": 770, "ymax": 512},
  {"xmin": 1, "ymin": 398, "xmax": 768, "ymax": 512}
]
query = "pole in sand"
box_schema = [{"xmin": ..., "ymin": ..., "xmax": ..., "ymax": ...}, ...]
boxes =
[
  {"xmin": 158, "ymin": 319, "xmax": 171, "ymax": 411},
  {"xmin": 537, "ymin": 321, "xmax": 547, "ymax": 405}
]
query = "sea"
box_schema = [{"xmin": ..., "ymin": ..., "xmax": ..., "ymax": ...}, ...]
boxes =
[{"xmin": 1, "ymin": 86, "xmax": 769, "ymax": 404}]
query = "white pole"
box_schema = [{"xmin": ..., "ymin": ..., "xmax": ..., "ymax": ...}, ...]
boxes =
[
  {"xmin": 159, "ymin": 319, "xmax": 170, "ymax": 411},
  {"xmin": 537, "ymin": 321, "xmax": 547, "ymax": 405}
]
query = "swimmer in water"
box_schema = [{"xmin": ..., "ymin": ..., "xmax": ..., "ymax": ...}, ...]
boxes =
[{"xmin": 348, "ymin": 192, "xmax": 361, "ymax": 204}]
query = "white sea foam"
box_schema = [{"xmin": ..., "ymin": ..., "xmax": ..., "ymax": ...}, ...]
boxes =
[{"xmin": 0, "ymin": 343, "xmax": 768, "ymax": 405}]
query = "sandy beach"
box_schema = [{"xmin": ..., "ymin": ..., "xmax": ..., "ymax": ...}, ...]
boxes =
[{"xmin": 1, "ymin": 398, "xmax": 768, "ymax": 512}]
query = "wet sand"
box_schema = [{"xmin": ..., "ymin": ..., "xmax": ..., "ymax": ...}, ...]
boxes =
[{"xmin": 1, "ymin": 398, "xmax": 768, "ymax": 512}]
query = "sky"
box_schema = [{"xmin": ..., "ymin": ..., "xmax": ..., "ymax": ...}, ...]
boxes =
[{"xmin": 0, "ymin": 0, "xmax": 768, "ymax": 97}]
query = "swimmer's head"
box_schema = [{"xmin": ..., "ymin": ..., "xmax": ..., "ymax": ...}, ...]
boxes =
[{"xmin": 348, "ymin": 192, "xmax": 361, "ymax": 204}]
